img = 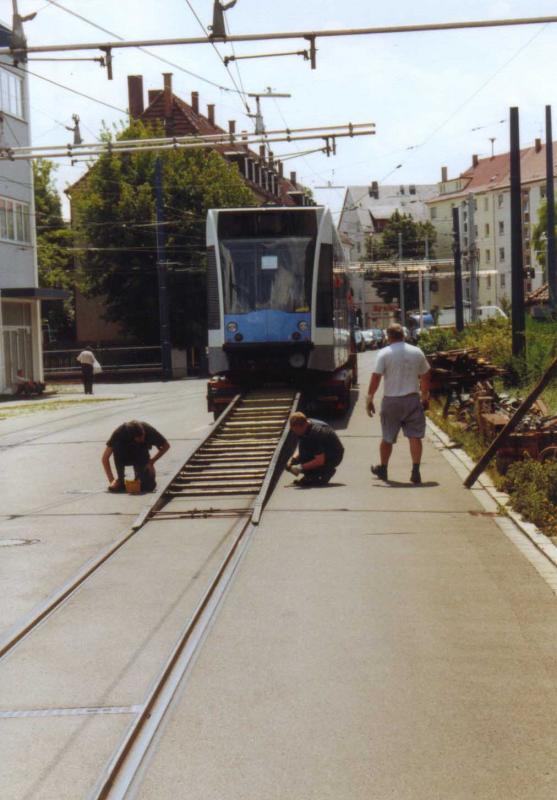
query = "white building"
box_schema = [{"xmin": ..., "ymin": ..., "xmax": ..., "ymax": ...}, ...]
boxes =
[
  {"xmin": 338, "ymin": 183, "xmax": 438, "ymax": 263},
  {"xmin": 0, "ymin": 22, "xmax": 66, "ymax": 393},
  {"xmin": 428, "ymin": 143, "xmax": 554, "ymax": 308}
]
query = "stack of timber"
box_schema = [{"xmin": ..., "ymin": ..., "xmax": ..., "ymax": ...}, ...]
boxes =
[{"xmin": 428, "ymin": 348, "xmax": 504, "ymax": 395}]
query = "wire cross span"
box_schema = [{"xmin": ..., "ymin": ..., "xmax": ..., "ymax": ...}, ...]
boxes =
[{"xmin": 0, "ymin": 123, "xmax": 375, "ymax": 161}]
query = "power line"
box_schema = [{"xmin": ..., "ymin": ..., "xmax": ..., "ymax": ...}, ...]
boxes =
[
  {"xmin": 183, "ymin": 0, "xmax": 251, "ymax": 115},
  {"xmin": 21, "ymin": 66, "xmax": 127, "ymax": 113},
  {"xmin": 44, "ymin": 0, "xmax": 248, "ymax": 97}
]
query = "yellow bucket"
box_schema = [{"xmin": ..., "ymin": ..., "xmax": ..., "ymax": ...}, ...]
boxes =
[{"xmin": 125, "ymin": 478, "xmax": 141, "ymax": 495}]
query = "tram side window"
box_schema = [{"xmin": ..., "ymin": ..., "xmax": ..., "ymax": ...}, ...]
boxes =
[{"xmin": 316, "ymin": 244, "xmax": 333, "ymax": 326}]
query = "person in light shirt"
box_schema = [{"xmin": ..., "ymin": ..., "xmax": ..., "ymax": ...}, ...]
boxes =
[
  {"xmin": 366, "ymin": 323, "xmax": 431, "ymax": 485},
  {"xmin": 76, "ymin": 346, "xmax": 99, "ymax": 394}
]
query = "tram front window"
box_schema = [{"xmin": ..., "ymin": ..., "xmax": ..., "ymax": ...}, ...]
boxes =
[{"xmin": 220, "ymin": 237, "xmax": 314, "ymax": 314}]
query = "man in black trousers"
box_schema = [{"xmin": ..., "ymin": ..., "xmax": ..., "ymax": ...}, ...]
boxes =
[
  {"xmin": 286, "ymin": 412, "xmax": 344, "ymax": 486},
  {"xmin": 102, "ymin": 420, "xmax": 170, "ymax": 493}
]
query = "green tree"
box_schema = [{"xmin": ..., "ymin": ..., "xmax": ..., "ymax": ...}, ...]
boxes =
[
  {"xmin": 33, "ymin": 159, "xmax": 75, "ymax": 340},
  {"xmin": 532, "ymin": 199, "xmax": 557, "ymax": 273},
  {"xmin": 366, "ymin": 211, "xmax": 437, "ymax": 312},
  {"xmin": 71, "ymin": 119, "xmax": 256, "ymax": 348}
]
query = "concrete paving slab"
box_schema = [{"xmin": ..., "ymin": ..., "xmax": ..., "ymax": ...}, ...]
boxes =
[
  {"xmin": 0, "ymin": 713, "xmax": 131, "ymax": 800},
  {"xmin": 0, "ymin": 516, "xmax": 244, "ymax": 710},
  {"xmin": 0, "ymin": 513, "xmax": 135, "ymax": 637},
  {"xmin": 135, "ymin": 508, "xmax": 557, "ymax": 800}
]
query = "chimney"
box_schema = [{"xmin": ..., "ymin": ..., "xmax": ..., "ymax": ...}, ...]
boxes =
[
  {"xmin": 191, "ymin": 91, "xmax": 199, "ymax": 114},
  {"xmin": 207, "ymin": 104, "xmax": 215, "ymax": 126},
  {"xmin": 535, "ymin": 137, "xmax": 542, "ymax": 153},
  {"xmin": 259, "ymin": 144, "xmax": 266, "ymax": 160},
  {"xmin": 441, "ymin": 166, "xmax": 448, "ymax": 182},
  {"xmin": 290, "ymin": 171, "xmax": 297, "ymax": 186},
  {"xmin": 278, "ymin": 161, "xmax": 284, "ymax": 178},
  {"xmin": 162, "ymin": 73, "xmax": 173, "ymax": 119},
  {"xmin": 472, "ymin": 154, "xmax": 479, "ymax": 167},
  {"xmin": 229, "ymin": 120, "xmax": 236, "ymax": 136},
  {"xmin": 127, "ymin": 75, "xmax": 144, "ymax": 119}
]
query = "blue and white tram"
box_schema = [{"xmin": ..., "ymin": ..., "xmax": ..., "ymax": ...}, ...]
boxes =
[{"xmin": 206, "ymin": 206, "xmax": 355, "ymax": 415}]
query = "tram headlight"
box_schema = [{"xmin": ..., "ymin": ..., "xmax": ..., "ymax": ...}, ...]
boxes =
[
  {"xmin": 234, "ymin": 332, "xmax": 244, "ymax": 342},
  {"xmin": 289, "ymin": 353, "xmax": 305, "ymax": 368},
  {"xmin": 297, "ymin": 320, "xmax": 308, "ymax": 332},
  {"xmin": 291, "ymin": 331, "xmax": 301, "ymax": 341},
  {"xmin": 226, "ymin": 321, "xmax": 238, "ymax": 333}
]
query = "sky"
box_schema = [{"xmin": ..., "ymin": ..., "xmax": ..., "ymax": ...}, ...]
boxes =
[{"xmin": 6, "ymin": 0, "xmax": 557, "ymax": 218}]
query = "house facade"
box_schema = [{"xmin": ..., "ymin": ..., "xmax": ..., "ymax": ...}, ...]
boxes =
[
  {"xmin": 428, "ymin": 143, "xmax": 553, "ymax": 308},
  {"xmin": 0, "ymin": 22, "xmax": 57, "ymax": 393}
]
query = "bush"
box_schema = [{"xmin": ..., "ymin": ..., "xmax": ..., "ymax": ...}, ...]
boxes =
[{"xmin": 503, "ymin": 457, "xmax": 557, "ymax": 535}]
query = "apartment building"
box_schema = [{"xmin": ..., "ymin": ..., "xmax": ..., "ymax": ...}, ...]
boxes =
[
  {"xmin": 428, "ymin": 142, "xmax": 553, "ymax": 308},
  {"xmin": 0, "ymin": 22, "xmax": 62, "ymax": 393}
]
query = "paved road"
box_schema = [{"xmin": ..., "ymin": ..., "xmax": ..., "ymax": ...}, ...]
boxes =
[
  {"xmin": 0, "ymin": 379, "xmax": 212, "ymax": 637},
  {"xmin": 3, "ymin": 357, "xmax": 557, "ymax": 799}
]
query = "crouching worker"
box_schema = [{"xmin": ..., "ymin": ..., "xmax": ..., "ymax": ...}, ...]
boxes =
[
  {"xmin": 102, "ymin": 420, "xmax": 170, "ymax": 493},
  {"xmin": 286, "ymin": 412, "xmax": 344, "ymax": 486}
]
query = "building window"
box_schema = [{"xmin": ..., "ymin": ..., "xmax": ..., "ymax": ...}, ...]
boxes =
[
  {"xmin": 500, "ymin": 273, "xmax": 506, "ymax": 288},
  {"xmin": 499, "ymin": 220, "xmax": 504, "ymax": 235},
  {"xmin": 484, "ymin": 197, "xmax": 489, "ymax": 211},
  {"xmin": 474, "ymin": 225, "xmax": 478, "ymax": 237},
  {"xmin": 498, "ymin": 194, "xmax": 504, "ymax": 208},
  {"xmin": 487, "ymin": 275, "xmax": 491, "ymax": 289},
  {"xmin": 541, "ymin": 184, "xmax": 547, "ymax": 199},
  {"xmin": 0, "ymin": 68, "xmax": 23, "ymax": 118},
  {"xmin": 430, "ymin": 206, "xmax": 437, "ymax": 219},
  {"xmin": 499, "ymin": 247, "xmax": 505, "ymax": 261},
  {"xmin": 486, "ymin": 249, "xmax": 491, "ymax": 262},
  {"xmin": 473, "ymin": 199, "xmax": 478, "ymax": 211},
  {"xmin": 0, "ymin": 197, "xmax": 31, "ymax": 243},
  {"xmin": 485, "ymin": 223, "xmax": 490, "ymax": 236}
]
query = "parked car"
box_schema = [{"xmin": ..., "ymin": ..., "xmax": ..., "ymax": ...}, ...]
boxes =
[
  {"xmin": 436, "ymin": 306, "xmax": 507, "ymax": 327},
  {"xmin": 353, "ymin": 328, "xmax": 366, "ymax": 352},
  {"xmin": 361, "ymin": 329, "xmax": 376, "ymax": 349}
]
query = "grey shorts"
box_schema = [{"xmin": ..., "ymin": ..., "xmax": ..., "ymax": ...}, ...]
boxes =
[{"xmin": 380, "ymin": 393, "xmax": 426, "ymax": 444}]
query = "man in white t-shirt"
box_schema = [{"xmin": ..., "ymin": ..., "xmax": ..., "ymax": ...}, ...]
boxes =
[{"xmin": 366, "ymin": 323, "xmax": 431, "ymax": 484}]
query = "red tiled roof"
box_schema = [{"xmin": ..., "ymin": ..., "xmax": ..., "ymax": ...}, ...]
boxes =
[{"xmin": 432, "ymin": 143, "xmax": 557, "ymax": 202}]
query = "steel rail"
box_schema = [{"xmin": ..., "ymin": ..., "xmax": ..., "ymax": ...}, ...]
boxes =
[
  {"xmin": 0, "ymin": 395, "xmax": 242, "ymax": 662},
  {"xmin": 90, "ymin": 392, "xmax": 299, "ymax": 798},
  {"xmin": 1, "ymin": 16, "xmax": 557, "ymax": 56}
]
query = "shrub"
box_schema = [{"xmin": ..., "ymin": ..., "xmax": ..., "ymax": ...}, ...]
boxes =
[{"xmin": 503, "ymin": 456, "xmax": 557, "ymax": 535}]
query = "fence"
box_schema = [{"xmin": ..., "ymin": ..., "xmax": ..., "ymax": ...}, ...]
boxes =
[{"xmin": 44, "ymin": 345, "xmax": 163, "ymax": 379}]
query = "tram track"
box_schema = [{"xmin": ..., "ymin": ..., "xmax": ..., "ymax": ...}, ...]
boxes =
[{"xmin": 0, "ymin": 388, "xmax": 299, "ymax": 798}]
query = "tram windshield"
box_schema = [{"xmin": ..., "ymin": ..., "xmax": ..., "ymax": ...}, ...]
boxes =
[{"xmin": 220, "ymin": 237, "xmax": 314, "ymax": 314}]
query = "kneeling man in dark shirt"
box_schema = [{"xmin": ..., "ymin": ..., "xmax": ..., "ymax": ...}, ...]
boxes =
[
  {"xmin": 102, "ymin": 420, "xmax": 170, "ymax": 493},
  {"xmin": 286, "ymin": 412, "xmax": 344, "ymax": 486}
]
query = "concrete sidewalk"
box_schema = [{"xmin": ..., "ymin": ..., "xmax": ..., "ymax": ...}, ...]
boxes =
[
  {"xmin": 134, "ymin": 369, "xmax": 557, "ymax": 800},
  {"xmin": 0, "ymin": 379, "xmax": 212, "ymax": 638}
]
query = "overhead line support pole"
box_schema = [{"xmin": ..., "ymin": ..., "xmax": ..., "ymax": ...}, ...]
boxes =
[
  {"xmin": 546, "ymin": 105, "xmax": 556, "ymax": 312},
  {"xmin": 155, "ymin": 158, "xmax": 173, "ymax": 382},
  {"xmin": 509, "ymin": 107, "xmax": 526, "ymax": 357},
  {"xmin": 452, "ymin": 207, "xmax": 464, "ymax": 332}
]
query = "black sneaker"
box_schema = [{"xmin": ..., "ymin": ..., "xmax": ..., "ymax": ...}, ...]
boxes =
[
  {"xmin": 410, "ymin": 465, "xmax": 422, "ymax": 485},
  {"xmin": 371, "ymin": 464, "xmax": 388, "ymax": 481}
]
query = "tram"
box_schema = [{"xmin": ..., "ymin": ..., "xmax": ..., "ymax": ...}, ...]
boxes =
[{"xmin": 206, "ymin": 206, "xmax": 356, "ymax": 417}]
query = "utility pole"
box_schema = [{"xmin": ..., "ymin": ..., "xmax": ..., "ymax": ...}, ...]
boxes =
[
  {"xmin": 467, "ymin": 193, "xmax": 478, "ymax": 321},
  {"xmin": 154, "ymin": 157, "xmax": 173, "ymax": 381},
  {"xmin": 452, "ymin": 206, "xmax": 464, "ymax": 332},
  {"xmin": 424, "ymin": 235, "xmax": 431, "ymax": 312},
  {"xmin": 509, "ymin": 107, "xmax": 526, "ymax": 357},
  {"xmin": 247, "ymin": 88, "xmax": 291, "ymax": 135},
  {"xmin": 546, "ymin": 105, "xmax": 556, "ymax": 312},
  {"xmin": 398, "ymin": 232, "xmax": 405, "ymax": 324}
]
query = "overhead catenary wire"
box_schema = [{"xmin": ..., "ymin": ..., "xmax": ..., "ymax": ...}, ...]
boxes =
[{"xmin": 44, "ymin": 0, "xmax": 250, "ymax": 98}]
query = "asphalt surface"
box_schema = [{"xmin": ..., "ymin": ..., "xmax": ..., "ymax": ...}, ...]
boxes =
[{"xmin": 2, "ymin": 359, "xmax": 557, "ymax": 799}]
